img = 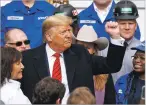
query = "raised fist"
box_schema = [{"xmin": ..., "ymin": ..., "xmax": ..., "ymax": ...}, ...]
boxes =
[{"xmin": 105, "ymin": 21, "xmax": 121, "ymax": 39}]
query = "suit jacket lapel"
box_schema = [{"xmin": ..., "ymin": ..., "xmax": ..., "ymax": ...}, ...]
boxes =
[
  {"xmin": 63, "ymin": 48, "xmax": 78, "ymax": 91},
  {"xmin": 33, "ymin": 44, "xmax": 49, "ymax": 79}
]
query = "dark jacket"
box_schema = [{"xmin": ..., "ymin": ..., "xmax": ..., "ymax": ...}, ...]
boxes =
[
  {"xmin": 104, "ymin": 74, "xmax": 116, "ymax": 104},
  {"xmin": 115, "ymin": 71, "xmax": 145, "ymax": 104},
  {"xmin": 21, "ymin": 43, "xmax": 126, "ymax": 101}
]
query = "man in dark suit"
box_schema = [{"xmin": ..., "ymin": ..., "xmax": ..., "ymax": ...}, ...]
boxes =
[{"xmin": 21, "ymin": 15, "xmax": 126, "ymax": 104}]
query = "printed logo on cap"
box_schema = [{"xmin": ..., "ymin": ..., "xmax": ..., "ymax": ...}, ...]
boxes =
[
  {"xmin": 72, "ymin": 10, "xmax": 78, "ymax": 16},
  {"xmin": 121, "ymin": 8, "xmax": 132, "ymax": 13}
]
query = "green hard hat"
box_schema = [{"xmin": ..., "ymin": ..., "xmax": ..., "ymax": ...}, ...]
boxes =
[{"xmin": 113, "ymin": 0, "xmax": 139, "ymax": 20}]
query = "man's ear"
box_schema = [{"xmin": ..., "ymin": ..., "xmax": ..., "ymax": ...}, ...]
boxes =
[
  {"xmin": 56, "ymin": 98, "xmax": 61, "ymax": 104},
  {"xmin": 45, "ymin": 32, "xmax": 53, "ymax": 42}
]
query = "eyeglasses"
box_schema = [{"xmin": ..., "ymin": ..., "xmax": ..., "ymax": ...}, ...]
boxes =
[
  {"xmin": 131, "ymin": 55, "xmax": 145, "ymax": 60},
  {"xmin": 7, "ymin": 40, "xmax": 30, "ymax": 46}
]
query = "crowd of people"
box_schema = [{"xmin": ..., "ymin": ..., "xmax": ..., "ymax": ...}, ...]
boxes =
[{"xmin": 0, "ymin": 0, "xmax": 145, "ymax": 104}]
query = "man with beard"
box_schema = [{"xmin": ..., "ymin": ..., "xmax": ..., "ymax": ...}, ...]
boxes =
[{"xmin": 115, "ymin": 41, "xmax": 145, "ymax": 104}]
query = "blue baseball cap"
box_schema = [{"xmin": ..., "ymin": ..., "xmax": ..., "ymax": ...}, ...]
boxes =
[{"xmin": 131, "ymin": 41, "xmax": 145, "ymax": 52}]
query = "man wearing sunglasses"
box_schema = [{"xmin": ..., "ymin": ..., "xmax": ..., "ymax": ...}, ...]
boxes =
[
  {"xmin": 5, "ymin": 28, "xmax": 30, "ymax": 52},
  {"xmin": 1, "ymin": 0, "xmax": 55, "ymax": 48}
]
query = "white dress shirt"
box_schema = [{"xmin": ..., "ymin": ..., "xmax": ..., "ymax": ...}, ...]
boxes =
[
  {"xmin": 93, "ymin": 0, "xmax": 113, "ymax": 23},
  {"xmin": 0, "ymin": 79, "xmax": 31, "ymax": 104},
  {"xmin": 46, "ymin": 44, "xmax": 70, "ymax": 104}
]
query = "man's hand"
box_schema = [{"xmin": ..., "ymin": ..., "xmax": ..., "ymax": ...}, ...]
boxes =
[{"xmin": 105, "ymin": 21, "xmax": 121, "ymax": 39}]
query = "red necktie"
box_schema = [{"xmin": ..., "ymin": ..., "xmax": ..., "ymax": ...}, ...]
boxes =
[{"xmin": 52, "ymin": 53, "xmax": 62, "ymax": 82}]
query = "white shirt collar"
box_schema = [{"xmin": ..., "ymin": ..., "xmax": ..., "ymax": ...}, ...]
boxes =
[
  {"xmin": 45, "ymin": 43, "xmax": 63, "ymax": 57},
  {"xmin": 126, "ymin": 37, "xmax": 135, "ymax": 45},
  {"xmin": 4, "ymin": 79, "xmax": 21, "ymax": 88},
  {"xmin": 93, "ymin": 0, "xmax": 113, "ymax": 23}
]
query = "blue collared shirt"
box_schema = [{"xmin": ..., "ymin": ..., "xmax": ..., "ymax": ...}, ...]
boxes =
[
  {"xmin": 1, "ymin": 1, "xmax": 55, "ymax": 48},
  {"xmin": 78, "ymin": 1, "xmax": 141, "ymax": 40}
]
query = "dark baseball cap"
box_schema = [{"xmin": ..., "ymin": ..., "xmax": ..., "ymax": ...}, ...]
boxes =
[
  {"xmin": 54, "ymin": 4, "xmax": 78, "ymax": 23},
  {"xmin": 113, "ymin": 0, "xmax": 139, "ymax": 20}
]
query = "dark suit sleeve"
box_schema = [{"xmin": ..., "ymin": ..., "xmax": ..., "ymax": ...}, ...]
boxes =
[
  {"xmin": 92, "ymin": 43, "xmax": 126, "ymax": 75},
  {"xmin": 104, "ymin": 74, "xmax": 116, "ymax": 104}
]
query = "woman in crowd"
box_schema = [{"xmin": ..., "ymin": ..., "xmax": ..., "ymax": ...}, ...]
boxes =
[
  {"xmin": 76, "ymin": 25, "xmax": 116, "ymax": 104},
  {"xmin": 115, "ymin": 41, "xmax": 145, "ymax": 104},
  {"xmin": 0, "ymin": 47, "xmax": 31, "ymax": 104}
]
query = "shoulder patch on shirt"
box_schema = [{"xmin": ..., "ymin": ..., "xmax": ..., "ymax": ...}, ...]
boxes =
[
  {"xmin": 80, "ymin": 20, "xmax": 96, "ymax": 24},
  {"xmin": 7, "ymin": 16, "xmax": 24, "ymax": 20},
  {"xmin": 118, "ymin": 89, "xmax": 123, "ymax": 94}
]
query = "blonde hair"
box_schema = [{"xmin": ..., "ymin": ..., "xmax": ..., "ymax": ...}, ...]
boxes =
[
  {"xmin": 67, "ymin": 87, "xmax": 96, "ymax": 104},
  {"xmin": 94, "ymin": 74, "xmax": 108, "ymax": 91},
  {"xmin": 42, "ymin": 15, "xmax": 73, "ymax": 37}
]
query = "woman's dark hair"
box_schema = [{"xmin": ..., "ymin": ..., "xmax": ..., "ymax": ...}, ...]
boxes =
[{"xmin": 1, "ymin": 47, "xmax": 22, "ymax": 86}]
